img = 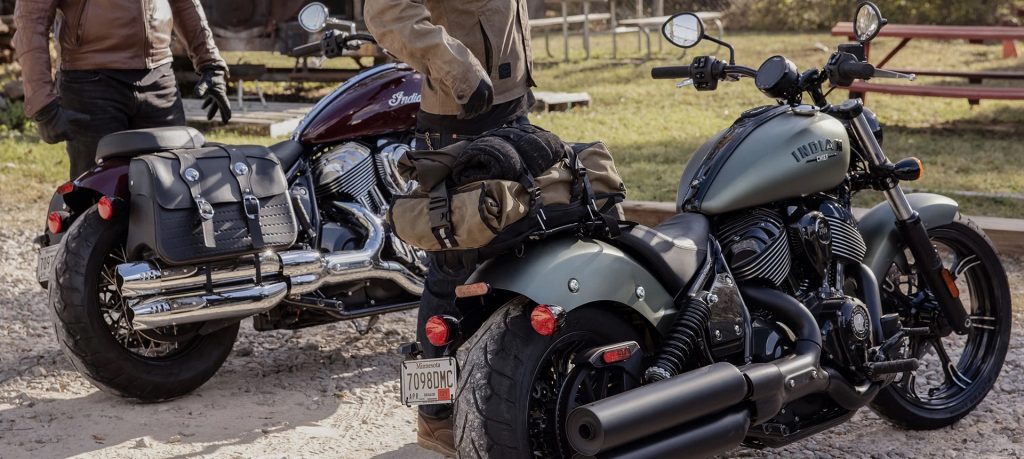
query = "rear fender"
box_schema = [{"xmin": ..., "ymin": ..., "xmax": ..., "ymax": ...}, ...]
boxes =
[
  {"xmin": 858, "ymin": 193, "xmax": 959, "ymax": 280},
  {"xmin": 59, "ymin": 158, "xmax": 132, "ymax": 213},
  {"xmin": 466, "ymin": 237, "xmax": 678, "ymax": 332}
]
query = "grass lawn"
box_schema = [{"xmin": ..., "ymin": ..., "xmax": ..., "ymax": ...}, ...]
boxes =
[{"xmin": 2, "ymin": 30, "xmax": 1023, "ymax": 219}]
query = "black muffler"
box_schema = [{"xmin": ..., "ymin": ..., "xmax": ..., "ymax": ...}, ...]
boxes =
[
  {"xmin": 567, "ymin": 362, "xmax": 749, "ymax": 456},
  {"xmin": 567, "ymin": 286, "xmax": 831, "ymax": 457}
]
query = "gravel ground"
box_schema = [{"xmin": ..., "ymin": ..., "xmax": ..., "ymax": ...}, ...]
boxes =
[{"xmin": 1, "ymin": 216, "xmax": 1022, "ymax": 458}]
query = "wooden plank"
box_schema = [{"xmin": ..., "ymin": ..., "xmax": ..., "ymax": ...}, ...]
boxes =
[
  {"xmin": 531, "ymin": 91, "xmax": 591, "ymax": 112},
  {"xmin": 885, "ymin": 68, "xmax": 1024, "ymax": 80},
  {"xmin": 621, "ymin": 200, "xmax": 1024, "ymax": 255},
  {"xmin": 847, "ymin": 81, "xmax": 1024, "ymax": 100},
  {"xmin": 182, "ymin": 98, "xmax": 311, "ymax": 137},
  {"xmin": 832, "ymin": 22, "xmax": 1024, "ymax": 41},
  {"xmin": 618, "ymin": 11, "xmax": 723, "ymax": 27},
  {"xmin": 532, "ymin": 13, "xmax": 611, "ymax": 28}
]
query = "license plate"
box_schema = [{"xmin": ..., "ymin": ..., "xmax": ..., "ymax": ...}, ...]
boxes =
[
  {"xmin": 36, "ymin": 244, "xmax": 60, "ymax": 284},
  {"xmin": 400, "ymin": 357, "xmax": 457, "ymax": 406}
]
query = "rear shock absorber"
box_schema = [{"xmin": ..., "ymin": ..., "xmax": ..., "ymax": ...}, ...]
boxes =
[{"xmin": 644, "ymin": 293, "xmax": 715, "ymax": 383}]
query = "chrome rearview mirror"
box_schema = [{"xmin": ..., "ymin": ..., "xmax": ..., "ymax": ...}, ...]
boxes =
[
  {"xmin": 298, "ymin": 2, "xmax": 330, "ymax": 33},
  {"xmin": 662, "ymin": 13, "xmax": 704, "ymax": 49},
  {"xmin": 853, "ymin": 1, "xmax": 886, "ymax": 43}
]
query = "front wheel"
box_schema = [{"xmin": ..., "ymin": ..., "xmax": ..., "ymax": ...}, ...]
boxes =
[
  {"xmin": 870, "ymin": 214, "xmax": 1012, "ymax": 429},
  {"xmin": 453, "ymin": 298, "xmax": 643, "ymax": 457},
  {"xmin": 49, "ymin": 206, "xmax": 239, "ymax": 401}
]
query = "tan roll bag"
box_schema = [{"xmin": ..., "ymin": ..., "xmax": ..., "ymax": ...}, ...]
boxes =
[{"xmin": 389, "ymin": 139, "xmax": 626, "ymax": 252}]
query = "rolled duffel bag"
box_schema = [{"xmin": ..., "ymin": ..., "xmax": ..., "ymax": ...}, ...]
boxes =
[{"xmin": 127, "ymin": 145, "xmax": 299, "ymax": 265}]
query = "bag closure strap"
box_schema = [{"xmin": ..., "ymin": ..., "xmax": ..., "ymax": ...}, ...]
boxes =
[
  {"xmin": 221, "ymin": 146, "xmax": 266, "ymax": 249},
  {"xmin": 427, "ymin": 184, "xmax": 458, "ymax": 249},
  {"xmin": 172, "ymin": 151, "xmax": 216, "ymax": 248}
]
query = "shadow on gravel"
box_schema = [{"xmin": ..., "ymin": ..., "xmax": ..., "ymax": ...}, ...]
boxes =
[{"xmin": 372, "ymin": 443, "xmax": 441, "ymax": 458}]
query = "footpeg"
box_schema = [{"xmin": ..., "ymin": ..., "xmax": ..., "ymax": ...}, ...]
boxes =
[{"xmin": 865, "ymin": 358, "xmax": 919, "ymax": 379}]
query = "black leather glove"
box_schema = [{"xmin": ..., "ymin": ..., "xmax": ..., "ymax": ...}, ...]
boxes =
[
  {"xmin": 195, "ymin": 66, "xmax": 232, "ymax": 124},
  {"xmin": 33, "ymin": 100, "xmax": 89, "ymax": 144},
  {"xmin": 458, "ymin": 79, "xmax": 494, "ymax": 120}
]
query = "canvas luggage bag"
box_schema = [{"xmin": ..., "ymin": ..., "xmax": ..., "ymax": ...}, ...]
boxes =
[
  {"xmin": 390, "ymin": 134, "xmax": 626, "ymax": 252},
  {"xmin": 127, "ymin": 145, "xmax": 299, "ymax": 265}
]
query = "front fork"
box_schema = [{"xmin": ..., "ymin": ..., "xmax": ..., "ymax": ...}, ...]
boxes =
[{"xmin": 850, "ymin": 112, "xmax": 971, "ymax": 334}]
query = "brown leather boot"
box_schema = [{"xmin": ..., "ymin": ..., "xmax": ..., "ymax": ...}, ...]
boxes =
[{"xmin": 417, "ymin": 412, "xmax": 456, "ymax": 457}]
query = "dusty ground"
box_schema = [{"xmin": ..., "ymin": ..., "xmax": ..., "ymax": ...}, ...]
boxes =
[{"xmin": 1, "ymin": 213, "xmax": 1022, "ymax": 458}]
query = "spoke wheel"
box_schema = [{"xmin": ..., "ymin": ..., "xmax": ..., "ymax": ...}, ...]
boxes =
[{"xmin": 871, "ymin": 216, "xmax": 1011, "ymax": 429}]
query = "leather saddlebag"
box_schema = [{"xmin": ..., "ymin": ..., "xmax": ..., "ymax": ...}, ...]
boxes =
[{"xmin": 127, "ymin": 145, "xmax": 298, "ymax": 265}]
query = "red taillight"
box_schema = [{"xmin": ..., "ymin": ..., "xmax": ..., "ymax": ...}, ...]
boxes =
[
  {"xmin": 425, "ymin": 315, "xmax": 459, "ymax": 347},
  {"xmin": 602, "ymin": 345, "xmax": 634, "ymax": 364},
  {"xmin": 97, "ymin": 196, "xmax": 115, "ymax": 220},
  {"xmin": 47, "ymin": 211, "xmax": 65, "ymax": 234},
  {"xmin": 56, "ymin": 181, "xmax": 76, "ymax": 195},
  {"xmin": 530, "ymin": 305, "xmax": 564, "ymax": 336}
]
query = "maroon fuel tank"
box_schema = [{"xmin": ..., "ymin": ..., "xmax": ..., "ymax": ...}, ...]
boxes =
[{"xmin": 297, "ymin": 63, "xmax": 422, "ymax": 144}]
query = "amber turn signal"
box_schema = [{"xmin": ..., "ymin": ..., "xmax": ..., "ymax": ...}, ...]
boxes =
[
  {"xmin": 892, "ymin": 157, "xmax": 924, "ymax": 181},
  {"xmin": 941, "ymin": 268, "xmax": 960, "ymax": 298},
  {"xmin": 455, "ymin": 282, "xmax": 490, "ymax": 298}
]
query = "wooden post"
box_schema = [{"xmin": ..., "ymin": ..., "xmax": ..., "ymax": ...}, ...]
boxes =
[
  {"xmin": 1003, "ymin": 39, "xmax": 1018, "ymax": 58},
  {"xmin": 583, "ymin": 1, "xmax": 591, "ymax": 59},
  {"xmin": 562, "ymin": 1, "xmax": 570, "ymax": 62}
]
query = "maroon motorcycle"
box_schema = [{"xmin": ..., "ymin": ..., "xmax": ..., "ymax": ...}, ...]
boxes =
[{"xmin": 34, "ymin": 23, "xmax": 429, "ymax": 400}]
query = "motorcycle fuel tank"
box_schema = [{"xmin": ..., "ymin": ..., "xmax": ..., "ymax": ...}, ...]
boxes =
[
  {"xmin": 678, "ymin": 106, "xmax": 851, "ymax": 215},
  {"xmin": 296, "ymin": 63, "xmax": 422, "ymax": 144}
]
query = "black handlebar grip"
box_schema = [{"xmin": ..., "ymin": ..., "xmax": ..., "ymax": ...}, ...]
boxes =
[
  {"xmin": 838, "ymin": 61, "xmax": 875, "ymax": 80},
  {"xmin": 651, "ymin": 66, "xmax": 692, "ymax": 80},
  {"xmin": 293, "ymin": 41, "xmax": 322, "ymax": 57}
]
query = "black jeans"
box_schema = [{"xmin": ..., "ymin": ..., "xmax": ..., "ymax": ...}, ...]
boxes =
[
  {"xmin": 59, "ymin": 65, "xmax": 186, "ymax": 179},
  {"xmin": 414, "ymin": 114, "xmax": 528, "ymax": 420}
]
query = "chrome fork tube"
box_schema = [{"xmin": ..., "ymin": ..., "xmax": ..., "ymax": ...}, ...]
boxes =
[{"xmin": 850, "ymin": 113, "xmax": 915, "ymax": 221}]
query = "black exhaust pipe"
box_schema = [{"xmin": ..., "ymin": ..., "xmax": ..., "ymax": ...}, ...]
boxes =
[
  {"xmin": 567, "ymin": 362, "xmax": 749, "ymax": 456},
  {"xmin": 597, "ymin": 407, "xmax": 751, "ymax": 459},
  {"xmin": 567, "ymin": 286, "xmax": 830, "ymax": 456}
]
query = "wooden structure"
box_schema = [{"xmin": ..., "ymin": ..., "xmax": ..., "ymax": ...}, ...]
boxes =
[
  {"xmin": 831, "ymin": 23, "xmax": 1024, "ymax": 104},
  {"xmin": 183, "ymin": 99, "xmax": 311, "ymax": 138},
  {"xmin": 531, "ymin": 91, "xmax": 591, "ymax": 111}
]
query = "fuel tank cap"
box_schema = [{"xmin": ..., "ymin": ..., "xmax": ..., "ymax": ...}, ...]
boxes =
[{"xmin": 792, "ymin": 104, "xmax": 819, "ymax": 116}]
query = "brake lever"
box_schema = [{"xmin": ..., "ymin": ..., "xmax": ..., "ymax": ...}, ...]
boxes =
[
  {"xmin": 676, "ymin": 79, "xmax": 695, "ymax": 89},
  {"xmin": 873, "ymin": 69, "xmax": 917, "ymax": 81}
]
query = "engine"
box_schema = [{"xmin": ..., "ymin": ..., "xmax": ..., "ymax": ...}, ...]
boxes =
[{"xmin": 718, "ymin": 199, "xmax": 866, "ymax": 291}]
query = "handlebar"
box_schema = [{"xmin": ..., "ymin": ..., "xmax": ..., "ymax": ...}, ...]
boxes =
[
  {"xmin": 651, "ymin": 66, "xmax": 692, "ymax": 80},
  {"xmin": 293, "ymin": 41, "xmax": 323, "ymax": 57},
  {"xmin": 291, "ymin": 33, "xmax": 377, "ymax": 58}
]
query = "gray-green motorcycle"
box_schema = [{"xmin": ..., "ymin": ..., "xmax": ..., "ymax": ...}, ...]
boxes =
[{"xmin": 408, "ymin": 3, "xmax": 1011, "ymax": 457}]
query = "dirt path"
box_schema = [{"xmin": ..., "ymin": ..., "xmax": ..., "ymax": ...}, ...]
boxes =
[{"xmin": 1, "ymin": 219, "xmax": 1022, "ymax": 458}]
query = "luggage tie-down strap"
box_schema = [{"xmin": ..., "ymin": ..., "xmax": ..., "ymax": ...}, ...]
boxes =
[
  {"xmin": 223, "ymin": 146, "xmax": 265, "ymax": 249},
  {"xmin": 173, "ymin": 151, "xmax": 216, "ymax": 248},
  {"xmin": 428, "ymin": 185, "xmax": 458, "ymax": 249}
]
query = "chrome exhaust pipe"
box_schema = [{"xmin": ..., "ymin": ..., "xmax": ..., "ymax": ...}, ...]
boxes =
[
  {"xmin": 130, "ymin": 281, "xmax": 288, "ymax": 330},
  {"xmin": 118, "ymin": 203, "xmax": 423, "ymax": 329}
]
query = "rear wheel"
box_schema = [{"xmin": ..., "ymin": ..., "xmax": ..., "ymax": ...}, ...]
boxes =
[
  {"xmin": 453, "ymin": 299, "xmax": 643, "ymax": 457},
  {"xmin": 49, "ymin": 207, "xmax": 239, "ymax": 401},
  {"xmin": 870, "ymin": 215, "xmax": 1011, "ymax": 429}
]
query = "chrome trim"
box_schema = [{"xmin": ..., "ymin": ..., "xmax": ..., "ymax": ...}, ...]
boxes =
[
  {"xmin": 130, "ymin": 281, "xmax": 288, "ymax": 330},
  {"xmin": 292, "ymin": 63, "xmax": 411, "ymax": 141},
  {"xmin": 118, "ymin": 253, "xmax": 280, "ymax": 297},
  {"xmin": 851, "ymin": 111, "xmax": 916, "ymax": 221}
]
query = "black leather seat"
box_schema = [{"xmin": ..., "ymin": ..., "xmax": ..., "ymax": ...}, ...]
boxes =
[
  {"xmin": 268, "ymin": 139, "xmax": 304, "ymax": 171},
  {"xmin": 95, "ymin": 127, "xmax": 205, "ymax": 162},
  {"xmin": 612, "ymin": 213, "xmax": 709, "ymax": 295}
]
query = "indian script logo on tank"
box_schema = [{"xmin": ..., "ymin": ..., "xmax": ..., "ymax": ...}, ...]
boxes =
[
  {"xmin": 389, "ymin": 91, "xmax": 422, "ymax": 107},
  {"xmin": 791, "ymin": 138, "xmax": 843, "ymax": 164}
]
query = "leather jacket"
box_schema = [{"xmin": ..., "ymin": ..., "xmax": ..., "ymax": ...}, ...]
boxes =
[
  {"xmin": 13, "ymin": 0, "xmax": 226, "ymax": 117},
  {"xmin": 365, "ymin": 0, "xmax": 535, "ymax": 117}
]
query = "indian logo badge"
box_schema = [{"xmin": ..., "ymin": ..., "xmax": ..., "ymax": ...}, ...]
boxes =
[{"xmin": 389, "ymin": 91, "xmax": 422, "ymax": 107}]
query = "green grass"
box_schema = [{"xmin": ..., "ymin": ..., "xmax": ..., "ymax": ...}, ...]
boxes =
[{"xmin": 3, "ymin": 31, "xmax": 1023, "ymax": 219}]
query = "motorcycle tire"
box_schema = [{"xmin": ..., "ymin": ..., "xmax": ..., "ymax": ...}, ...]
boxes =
[
  {"xmin": 454, "ymin": 297, "xmax": 643, "ymax": 457},
  {"xmin": 49, "ymin": 206, "xmax": 239, "ymax": 401},
  {"xmin": 870, "ymin": 215, "xmax": 1011, "ymax": 430}
]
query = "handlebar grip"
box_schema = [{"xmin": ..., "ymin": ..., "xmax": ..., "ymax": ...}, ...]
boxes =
[
  {"xmin": 838, "ymin": 61, "xmax": 875, "ymax": 80},
  {"xmin": 651, "ymin": 66, "xmax": 692, "ymax": 80},
  {"xmin": 293, "ymin": 41, "xmax": 322, "ymax": 57}
]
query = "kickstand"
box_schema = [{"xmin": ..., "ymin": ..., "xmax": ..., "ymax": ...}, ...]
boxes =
[{"xmin": 351, "ymin": 315, "xmax": 381, "ymax": 335}]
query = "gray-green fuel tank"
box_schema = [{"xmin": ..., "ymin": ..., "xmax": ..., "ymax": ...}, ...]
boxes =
[{"xmin": 678, "ymin": 106, "xmax": 851, "ymax": 215}]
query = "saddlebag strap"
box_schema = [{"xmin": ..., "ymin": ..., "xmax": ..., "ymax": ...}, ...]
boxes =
[
  {"xmin": 173, "ymin": 151, "xmax": 216, "ymax": 248},
  {"xmin": 222, "ymin": 146, "xmax": 266, "ymax": 249},
  {"xmin": 427, "ymin": 184, "xmax": 458, "ymax": 249}
]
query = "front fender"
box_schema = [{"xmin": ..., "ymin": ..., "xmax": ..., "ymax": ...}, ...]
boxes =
[
  {"xmin": 858, "ymin": 193, "xmax": 959, "ymax": 280},
  {"xmin": 468, "ymin": 236, "xmax": 677, "ymax": 331}
]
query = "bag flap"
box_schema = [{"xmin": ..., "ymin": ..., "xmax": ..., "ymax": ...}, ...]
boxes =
[
  {"xmin": 398, "ymin": 141, "xmax": 470, "ymax": 191},
  {"xmin": 132, "ymin": 146, "xmax": 288, "ymax": 210}
]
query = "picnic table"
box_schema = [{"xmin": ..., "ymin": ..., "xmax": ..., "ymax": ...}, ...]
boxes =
[{"xmin": 830, "ymin": 22, "xmax": 1024, "ymax": 104}]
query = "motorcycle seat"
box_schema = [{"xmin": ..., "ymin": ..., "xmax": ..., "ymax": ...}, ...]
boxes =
[
  {"xmin": 268, "ymin": 139, "xmax": 304, "ymax": 171},
  {"xmin": 613, "ymin": 213, "xmax": 709, "ymax": 296},
  {"xmin": 95, "ymin": 127, "xmax": 205, "ymax": 162}
]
